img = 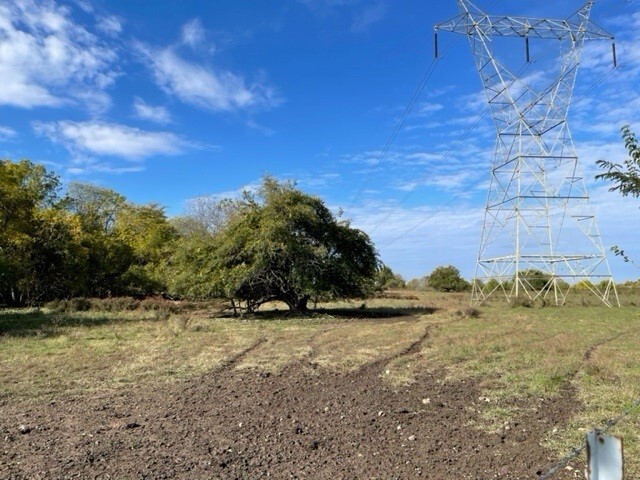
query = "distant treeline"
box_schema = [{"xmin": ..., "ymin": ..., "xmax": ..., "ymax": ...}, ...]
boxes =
[{"xmin": 0, "ymin": 160, "xmax": 380, "ymax": 311}]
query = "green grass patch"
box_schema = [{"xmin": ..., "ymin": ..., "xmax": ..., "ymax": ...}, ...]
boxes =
[{"xmin": 1, "ymin": 291, "xmax": 639, "ymax": 475}]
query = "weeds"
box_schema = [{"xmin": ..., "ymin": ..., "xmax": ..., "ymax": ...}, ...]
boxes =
[{"xmin": 2, "ymin": 291, "xmax": 640, "ymax": 476}]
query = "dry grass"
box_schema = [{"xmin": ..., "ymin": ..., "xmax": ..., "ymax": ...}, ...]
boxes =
[{"xmin": 1, "ymin": 289, "xmax": 639, "ymax": 475}]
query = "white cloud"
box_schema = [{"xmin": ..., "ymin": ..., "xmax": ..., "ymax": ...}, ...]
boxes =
[
  {"xmin": 181, "ymin": 18, "xmax": 205, "ymax": 49},
  {"xmin": 136, "ymin": 43, "xmax": 282, "ymax": 112},
  {"xmin": 73, "ymin": 0, "xmax": 93, "ymax": 13},
  {"xmin": 0, "ymin": 125, "xmax": 18, "ymax": 140},
  {"xmin": 415, "ymin": 102, "xmax": 443, "ymax": 115},
  {"xmin": 96, "ymin": 15, "xmax": 122, "ymax": 37},
  {"xmin": 133, "ymin": 97, "xmax": 172, "ymax": 124},
  {"xmin": 33, "ymin": 120, "xmax": 186, "ymax": 159},
  {"xmin": 0, "ymin": 1, "xmax": 118, "ymax": 109}
]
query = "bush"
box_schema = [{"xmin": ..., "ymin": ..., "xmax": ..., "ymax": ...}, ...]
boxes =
[
  {"xmin": 518, "ymin": 269, "xmax": 551, "ymax": 291},
  {"xmin": 90, "ymin": 297, "xmax": 140, "ymax": 311},
  {"xmin": 45, "ymin": 297, "xmax": 92, "ymax": 313},
  {"xmin": 427, "ymin": 265, "xmax": 471, "ymax": 292},
  {"xmin": 464, "ymin": 307, "xmax": 481, "ymax": 318},
  {"xmin": 509, "ymin": 296, "xmax": 533, "ymax": 308}
]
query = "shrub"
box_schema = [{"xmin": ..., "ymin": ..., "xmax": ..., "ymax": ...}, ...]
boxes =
[
  {"xmin": 509, "ymin": 296, "xmax": 533, "ymax": 308},
  {"xmin": 427, "ymin": 265, "xmax": 471, "ymax": 292},
  {"xmin": 464, "ymin": 307, "xmax": 481, "ymax": 318}
]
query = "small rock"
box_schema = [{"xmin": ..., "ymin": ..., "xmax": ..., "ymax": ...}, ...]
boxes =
[
  {"xmin": 378, "ymin": 411, "xmax": 385, "ymax": 417},
  {"xmin": 124, "ymin": 422, "xmax": 141, "ymax": 430},
  {"xmin": 18, "ymin": 425, "xmax": 31, "ymax": 434},
  {"xmin": 396, "ymin": 424, "xmax": 402, "ymax": 431},
  {"xmin": 385, "ymin": 370, "xmax": 390, "ymax": 375},
  {"xmin": 408, "ymin": 435, "xmax": 416, "ymax": 441},
  {"xmin": 422, "ymin": 398, "xmax": 430, "ymax": 405}
]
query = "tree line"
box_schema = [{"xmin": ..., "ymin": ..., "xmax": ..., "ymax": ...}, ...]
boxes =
[
  {"xmin": 2, "ymin": 126, "xmax": 636, "ymax": 309},
  {"xmin": 0, "ymin": 161, "xmax": 379, "ymax": 311}
]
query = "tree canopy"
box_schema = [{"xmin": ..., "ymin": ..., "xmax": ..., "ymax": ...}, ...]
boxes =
[
  {"xmin": 427, "ymin": 265, "xmax": 471, "ymax": 292},
  {"xmin": 0, "ymin": 161, "xmax": 379, "ymax": 311},
  {"xmin": 375, "ymin": 264, "xmax": 406, "ymax": 291},
  {"xmin": 181, "ymin": 177, "xmax": 379, "ymax": 312},
  {"xmin": 0, "ymin": 160, "xmax": 176, "ymax": 306}
]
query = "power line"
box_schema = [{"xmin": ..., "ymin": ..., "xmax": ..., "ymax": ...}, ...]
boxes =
[
  {"xmin": 344, "ymin": 0, "xmax": 502, "ymax": 215},
  {"xmin": 344, "ymin": 56, "xmax": 441, "ymax": 215},
  {"xmin": 379, "ymin": 54, "xmax": 640, "ymax": 248},
  {"xmin": 370, "ymin": 34, "xmax": 562, "ymax": 234}
]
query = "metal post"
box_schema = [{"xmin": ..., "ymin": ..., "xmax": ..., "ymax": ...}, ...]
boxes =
[{"xmin": 587, "ymin": 430, "xmax": 623, "ymax": 480}]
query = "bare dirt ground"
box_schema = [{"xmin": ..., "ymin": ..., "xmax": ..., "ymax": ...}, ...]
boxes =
[{"xmin": 1, "ymin": 315, "xmax": 581, "ymax": 480}]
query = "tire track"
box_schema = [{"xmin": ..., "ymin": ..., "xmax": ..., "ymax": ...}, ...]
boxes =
[
  {"xmin": 216, "ymin": 337, "xmax": 268, "ymax": 372},
  {"xmin": 356, "ymin": 323, "xmax": 431, "ymax": 375}
]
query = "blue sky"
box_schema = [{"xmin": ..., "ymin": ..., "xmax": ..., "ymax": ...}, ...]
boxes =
[{"xmin": 1, "ymin": 0, "xmax": 639, "ymax": 281}]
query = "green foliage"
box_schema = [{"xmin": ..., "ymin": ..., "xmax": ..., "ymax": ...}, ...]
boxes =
[
  {"xmin": 0, "ymin": 160, "xmax": 65, "ymax": 305},
  {"xmin": 0, "ymin": 160, "xmax": 179, "ymax": 305},
  {"xmin": 113, "ymin": 203, "xmax": 178, "ymax": 296},
  {"xmin": 163, "ymin": 235, "xmax": 222, "ymax": 300},
  {"xmin": 485, "ymin": 279, "xmax": 512, "ymax": 293},
  {"xmin": 596, "ymin": 126, "xmax": 640, "ymax": 267},
  {"xmin": 518, "ymin": 268, "xmax": 551, "ymax": 291},
  {"xmin": 65, "ymin": 182, "xmax": 127, "ymax": 233},
  {"xmin": 0, "ymin": 163, "xmax": 377, "ymax": 310},
  {"xmin": 596, "ymin": 125, "xmax": 640, "ymax": 198},
  {"xmin": 427, "ymin": 265, "xmax": 471, "ymax": 292},
  {"xmin": 192, "ymin": 176, "xmax": 379, "ymax": 312},
  {"xmin": 574, "ymin": 280, "xmax": 594, "ymax": 291},
  {"xmin": 375, "ymin": 264, "xmax": 405, "ymax": 291}
]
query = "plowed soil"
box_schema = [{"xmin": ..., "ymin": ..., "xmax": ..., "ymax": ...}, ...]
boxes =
[{"xmin": 1, "ymin": 317, "xmax": 581, "ymax": 479}]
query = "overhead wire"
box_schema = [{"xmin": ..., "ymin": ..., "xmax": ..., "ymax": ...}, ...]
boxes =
[
  {"xmin": 371, "ymin": 26, "xmax": 562, "ymax": 235},
  {"xmin": 344, "ymin": 56, "xmax": 442, "ymax": 215},
  {"xmin": 379, "ymin": 12, "xmax": 640, "ymax": 248},
  {"xmin": 343, "ymin": 0, "xmax": 502, "ymax": 216}
]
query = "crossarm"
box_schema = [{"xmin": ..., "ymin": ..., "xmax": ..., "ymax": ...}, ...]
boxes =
[{"xmin": 436, "ymin": 13, "xmax": 613, "ymax": 40}]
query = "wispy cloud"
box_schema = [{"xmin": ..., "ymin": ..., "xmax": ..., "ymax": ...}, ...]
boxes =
[
  {"xmin": 135, "ymin": 43, "xmax": 282, "ymax": 112},
  {"xmin": 351, "ymin": 1, "xmax": 386, "ymax": 33},
  {"xmin": 181, "ymin": 18, "xmax": 206, "ymax": 49},
  {"xmin": 133, "ymin": 97, "xmax": 172, "ymax": 124},
  {"xmin": 0, "ymin": 125, "xmax": 18, "ymax": 140},
  {"xmin": 33, "ymin": 120, "xmax": 187, "ymax": 159},
  {"xmin": 0, "ymin": 0, "xmax": 118, "ymax": 110},
  {"xmin": 415, "ymin": 102, "xmax": 443, "ymax": 115},
  {"xmin": 96, "ymin": 15, "xmax": 123, "ymax": 37},
  {"xmin": 298, "ymin": 0, "xmax": 387, "ymax": 33}
]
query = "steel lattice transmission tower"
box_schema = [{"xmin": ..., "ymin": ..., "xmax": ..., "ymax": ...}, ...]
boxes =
[{"xmin": 435, "ymin": 1, "xmax": 619, "ymax": 306}]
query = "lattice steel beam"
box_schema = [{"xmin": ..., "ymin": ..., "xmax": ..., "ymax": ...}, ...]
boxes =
[{"xmin": 435, "ymin": 1, "xmax": 619, "ymax": 306}]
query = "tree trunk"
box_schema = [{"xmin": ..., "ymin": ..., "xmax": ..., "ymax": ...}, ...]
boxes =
[{"xmin": 283, "ymin": 295, "xmax": 309, "ymax": 314}]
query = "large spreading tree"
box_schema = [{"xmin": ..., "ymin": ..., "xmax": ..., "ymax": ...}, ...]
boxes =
[{"xmin": 202, "ymin": 177, "xmax": 379, "ymax": 313}]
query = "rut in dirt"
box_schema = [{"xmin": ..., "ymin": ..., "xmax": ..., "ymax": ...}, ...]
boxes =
[{"xmin": 0, "ymin": 324, "xmax": 580, "ymax": 480}]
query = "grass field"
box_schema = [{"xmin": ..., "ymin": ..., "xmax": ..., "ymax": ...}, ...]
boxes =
[{"xmin": 1, "ymin": 290, "xmax": 639, "ymax": 477}]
